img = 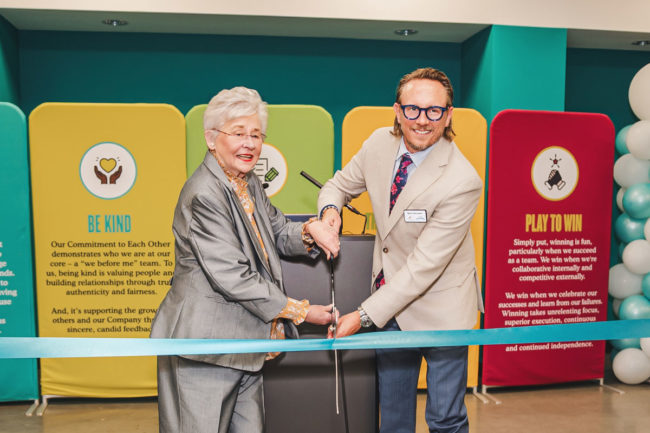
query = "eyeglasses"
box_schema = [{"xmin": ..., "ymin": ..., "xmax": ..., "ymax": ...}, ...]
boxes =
[
  {"xmin": 213, "ymin": 129, "xmax": 266, "ymax": 144},
  {"xmin": 400, "ymin": 105, "xmax": 449, "ymax": 121}
]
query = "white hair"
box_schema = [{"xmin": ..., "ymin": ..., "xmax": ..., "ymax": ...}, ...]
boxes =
[{"xmin": 203, "ymin": 87, "xmax": 268, "ymax": 133}]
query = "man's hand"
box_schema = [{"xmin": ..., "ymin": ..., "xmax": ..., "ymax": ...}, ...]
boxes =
[
  {"xmin": 328, "ymin": 311, "xmax": 361, "ymax": 338},
  {"xmin": 305, "ymin": 303, "xmax": 334, "ymax": 325},
  {"xmin": 306, "ymin": 220, "xmax": 340, "ymax": 259},
  {"xmin": 321, "ymin": 207, "xmax": 342, "ymax": 234}
]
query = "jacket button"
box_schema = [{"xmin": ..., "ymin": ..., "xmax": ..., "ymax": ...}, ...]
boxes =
[{"xmin": 382, "ymin": 247, "xmax": 388, "ymax": 253}]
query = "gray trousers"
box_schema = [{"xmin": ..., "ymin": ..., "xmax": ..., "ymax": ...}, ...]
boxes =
[{"xmin": 157, "ymin": 355, "xmax": 265, "ymax": 433}]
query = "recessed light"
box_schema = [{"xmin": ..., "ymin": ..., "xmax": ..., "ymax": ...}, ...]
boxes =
[
  {"xmin": 102, "ymin": 19, "xmax": 128, "ymax": 27},
  {"xmin": 394, "ymin": 29, "xmax": 418, "ymax": 36},
  {"xmin": 632, "ymin": 40, "xmax": 650, "ymax": 46}
]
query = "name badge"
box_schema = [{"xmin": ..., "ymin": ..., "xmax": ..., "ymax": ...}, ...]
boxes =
[{"xmin": 403, "ymin": 209, "xmax": 427, "ymax": 223}]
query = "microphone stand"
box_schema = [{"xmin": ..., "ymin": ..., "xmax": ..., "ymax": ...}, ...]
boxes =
[{"xmin": 300, "ymin": 171, "xmax": 368, "ymax": 234}]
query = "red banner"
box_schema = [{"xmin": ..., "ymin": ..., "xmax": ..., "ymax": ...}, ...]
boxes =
[{"xmin": 483, "ymin": 110, "xmax": 614, "ymax": 386}]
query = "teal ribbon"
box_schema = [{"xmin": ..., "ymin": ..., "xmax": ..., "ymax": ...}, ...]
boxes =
[{"xmin": 1, "ymin": 320, "xmax": 649, "ymax": 359}]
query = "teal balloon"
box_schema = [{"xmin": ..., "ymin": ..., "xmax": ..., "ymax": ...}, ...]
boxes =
[
  {"xmin": 622, "ymin": 183, "xmax": 650, "ymax": 219},
  {"xmin": 610, "ymin": 347, "xmax": 620, "ymax": 361},
  {"xmin": 619, "ymin": 242, "xmax": 627, "ymax": 260},
  {"xmin": 619, "ymin": 294, "xmax": 650, "ymax": 320},
  {"xmin": 642, "ymin": 273, "xmax": 650, "ymax": 299},
  {"xmin": 616, "ymin": 125, "xmax": 632, "ymax": 155},
  {"xmin": 610, "ymin": 338, "xmax": 641, "ymax": 350},
  {"xmin": 614, "ymin": 213, "xmax": 647, "ymax": 243}
]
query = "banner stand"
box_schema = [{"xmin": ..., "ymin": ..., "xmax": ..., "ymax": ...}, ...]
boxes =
[{"xmin": 480, "ymin": 377, "xmax": 625, "ymax": 405}]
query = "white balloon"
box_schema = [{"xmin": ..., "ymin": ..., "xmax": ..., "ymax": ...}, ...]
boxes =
[
  {"xmin": 608, "ymin": 263, "xmax": 643, "ymax": 299},
  {"xmin": 629, "ymin": 63, "xmax": 650, "ymax": 120},
  {"xmin": 622, "ymin": 240, "xmax": 650, "ymax": 275},
  {"xmin": 612, "ymin": 298, "xmax": 622, "ymax": 317},
  {"xmin": 613, "ymin": 154, "xmax": 650, "ymax": 188},
  {"xmin": 627, "ymin": 120, "xmax": 650, "ymax": 160},
  {"xmin": 641, "ymin": 338, "xmax": 650, "ymax": 357},
  {"xmin": 612, "ymin": 348, "xmax": 650, "ymax": 384},
  {"xmin": 616, "ymin": 187, "xmax": 627, "ymax": 212},
  {"xmin": 645, "ymin": 218, "xmax": 650, "ymax": 241}
]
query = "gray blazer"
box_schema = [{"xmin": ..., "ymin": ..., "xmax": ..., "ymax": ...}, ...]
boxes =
[{"xmin": 151, "ymin": 151, "xmax": 318, "ymax": 372}]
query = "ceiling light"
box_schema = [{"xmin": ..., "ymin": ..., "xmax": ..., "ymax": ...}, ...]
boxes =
[
  {"xmin": 394, "ymin": 29, "xmax": 418, "ymax": 36},
  {"xmin": 102, "ymin": 19, "xmax": 128, "ymax": 27},
  {"xmin": 631, "ymin": 40, "xmax": 650, "ymax": 46}
]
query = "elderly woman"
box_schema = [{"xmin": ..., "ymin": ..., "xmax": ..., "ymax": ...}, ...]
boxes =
[{"xmin": 150, "ymin": 87, "xmax": 339, "ymax": 433}]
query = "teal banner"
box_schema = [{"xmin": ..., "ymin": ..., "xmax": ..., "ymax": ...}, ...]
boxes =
[
  {"xmin": 1, "ymin": 320, "xmax": 648, "ymax": 359},
  {"xmin": 0, "ymin": 102, "xmax": 38, "ymax": 401}
]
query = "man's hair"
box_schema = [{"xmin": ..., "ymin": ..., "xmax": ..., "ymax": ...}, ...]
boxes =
[
  {"xmin": 203, "ymin": 86, "xmax": 268, "ymax": 133},
  {"xmin": 392, "ymin": 68, "xmax": 455, "ymax": 141}
]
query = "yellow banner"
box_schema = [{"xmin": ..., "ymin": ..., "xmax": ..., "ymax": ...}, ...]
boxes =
[
  {"xmin": 30, "ymin": 103, "xmax": 186, "ymax": 397},
  {"xmin": 340, "ymin": 106, "xmax": 487, "ymax": 388}
]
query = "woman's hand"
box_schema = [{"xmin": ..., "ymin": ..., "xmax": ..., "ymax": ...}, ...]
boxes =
[
  {"xmin": 306, "ymin": 220, "xmax": 340, "ymax": 259},
  {"xmin": 305, "ymin": 303, "xmax": 335, "ymax": 325}
]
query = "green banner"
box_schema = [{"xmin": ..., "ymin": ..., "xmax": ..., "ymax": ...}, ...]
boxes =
[
  {"xmin": 186, "ymin": 105, "xmax": 334, "ymax": 214},
  {"xmin": 0, "ymin": 102, "xmax": 38, "ymax": 401}
]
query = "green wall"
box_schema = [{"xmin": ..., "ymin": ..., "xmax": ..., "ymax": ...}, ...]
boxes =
[
  {"xmin": 19, "ymin": 31, "xmax": 461, "ymax": 170},
  {"xmin": 0, "ymin": 15, "xmax": 19, "ymax": 104}
]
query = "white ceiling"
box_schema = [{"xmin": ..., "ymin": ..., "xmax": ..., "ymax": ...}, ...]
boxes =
[{"xmin": 0, "ymin": 2, "xmax": 649, "ymax": 51}]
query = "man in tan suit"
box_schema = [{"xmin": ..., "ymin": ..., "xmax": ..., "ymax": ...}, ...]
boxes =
[{"xmin": 318, "ymin": 68, "xmax": 483, "ymax": 433}]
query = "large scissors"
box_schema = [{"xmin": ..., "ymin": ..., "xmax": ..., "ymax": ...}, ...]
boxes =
[{"xmin": 329, "ymin": 257, "xmax": 341, "ymax": 414}]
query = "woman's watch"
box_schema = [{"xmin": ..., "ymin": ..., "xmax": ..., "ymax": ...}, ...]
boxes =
[{"xmin": 357, "ymin": 307, "xmax": 374, "ymax": 328}]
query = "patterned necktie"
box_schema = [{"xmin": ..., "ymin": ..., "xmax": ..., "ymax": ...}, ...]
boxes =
[
  {"xmin": 375, "ymin": 153, "xmax": 413, "ymax": 290},
  {"xmin": 389, "ymin": 153, "xmax": 413, "ymax": 213}
]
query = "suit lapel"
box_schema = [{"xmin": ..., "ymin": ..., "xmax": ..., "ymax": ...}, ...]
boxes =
[
  {"xmin": 249, "ymin": 181, "xmax": 284, "ymax": 285},
  {"xmin": 203, "ymin": 152, "xmax": 274, "ymax": 278},
  {"xmin": 374, "ymin": 139, "xmax": 401, "ymax": 239},
  {"xmin": 384, "ymin": 138, "xmax": 452, "ymax": 236}
]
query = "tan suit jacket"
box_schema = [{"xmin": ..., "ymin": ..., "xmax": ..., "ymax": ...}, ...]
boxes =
[{"xmin": 318, "ymin": 127, "xmax": 483, "ymax": 331}]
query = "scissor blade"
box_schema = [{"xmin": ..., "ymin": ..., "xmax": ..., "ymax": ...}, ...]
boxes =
[{"xmin": 329, "ymin": 258, "xmax": 337, "ymax": 339}]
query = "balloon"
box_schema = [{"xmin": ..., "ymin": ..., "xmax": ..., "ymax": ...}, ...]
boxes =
[
  {"xmin": 629, "ymin": 63, "xmax": 650, "ymax": 120},
  {"xmin": 612, "ymin": 297, "xmax": 622, "ymax": 317},
  {"xmin": 642, "ymin": 273, "xmax": 650, "ymax": 299},
  {"xmin": 608, "ymin": 263, "xmax": 643, "ymax": 299},
  {"xmin": 645, "ymin": 218, "xmax": 650, "ymax": 240},
  {"xmin": 622, "ymin": 239, "xmax": 650, "ymax": 275},
  {"xmin": 622, "ymin": 183, "xmax": 650, "ymax": 219},
  {"xmin": 616, "ymin": 125, "xmax": 632, "ymax": 155},
  {"xmin": 613, "ymin": 154, "xmax": 650, "ymax": 188},
  {"xmin": 612, "ymin": 348, "xmax": 650, "ymax": 384},
  {"xmin": 610, "ymin": 338, "xmax": 641, "ymax": 350},
  {"xmin": 619, "ymin": 294, "xmax": 650, "ymax": 320},
  {"xmin": 614, "ymin": 213, "xmax": 647, "ymax": 243},
  {"xmin": 616, "ymin": 187, "xmax": 626, "ymax": 212},
  {"xmin": 618, "ymin": 242, "xmax": 627, "ymax": 260},
  {"xmin": 627, "ymin": 121, "xmax": 650, "ymax": 160},
  {"xmin": 641, "ymin": 337, "xmax": 650, "ymax": 357}
]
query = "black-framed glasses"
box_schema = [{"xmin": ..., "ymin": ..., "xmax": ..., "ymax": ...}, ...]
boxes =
[
  {"xmin": 400, "ymin": 105, "xmax": 449, "ymax": 121},
  {"xmin": 213, "ymin": 129, "xmax": 266, "ymax": 144}
]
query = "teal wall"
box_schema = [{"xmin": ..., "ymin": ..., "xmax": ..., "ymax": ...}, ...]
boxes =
[
  {"xmin": 0, "ymin": 16, "xmax": 19, "ymax": 104},
  {"xmin": 11, "ymin": 28, "xmax": 650, "ymax": 168},
  {"xmin": 461, "ymin": 25, "xmax": 567, "ymax": 123},
  {"xmin": 566, "ymin": 48, "xmax": 649, "ymax": 132},
  {"xmin": 19, "ymin": 31, "xmax": 461, "ymax": 170},
  {"xmin": 566, "ymin": 48, "xmax": 650, "ymax": 267}
]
